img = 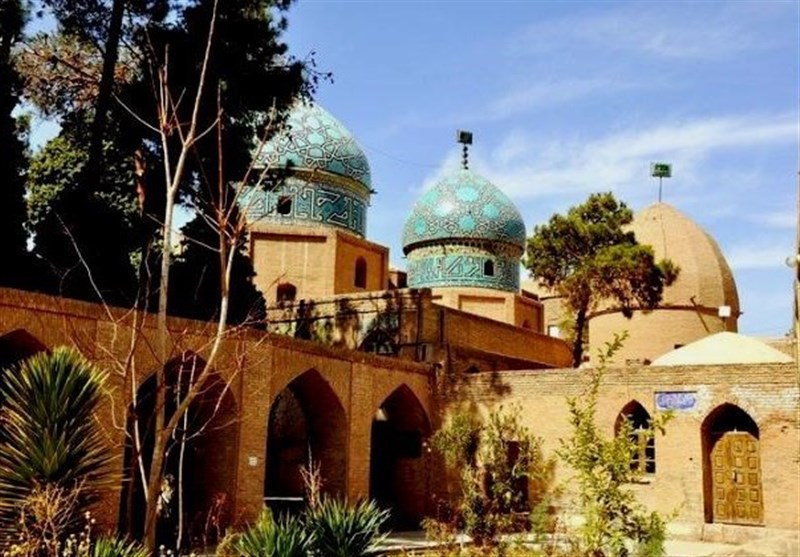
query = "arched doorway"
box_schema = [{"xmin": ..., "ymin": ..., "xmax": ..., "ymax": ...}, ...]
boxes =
[
  {"xmin": 702, "ymin": 403, "xmax": 763, "ymax": 525},
  {"xmin": 119, "ymin": 353, "xmax": 238, "ymax": 548},
  {"xmin": 370, "ymin": 385, "xmax": 431, "ymax": 529},
  {"xmin": 265, "ymin": 369, "xmax": 347, "ymax": 514}
]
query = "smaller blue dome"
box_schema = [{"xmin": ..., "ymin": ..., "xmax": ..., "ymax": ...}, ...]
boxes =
[
  {"xmin": 257, "ymin": 101, "xmax": 371, "ymax": 188},
  {"xmin": 402, "ymin": 169, "xmax": 527, "ymax": 252}
]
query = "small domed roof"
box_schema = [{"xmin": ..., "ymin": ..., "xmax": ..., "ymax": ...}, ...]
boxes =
[
  {"xmin": 651, "ymin": 332, "xmax": 793, "ymax": 366},
  {"xmin": 257, "ymin": 101, "xmax": 371, "ymax": 188},
  {"xmin": 402, "ymin": 169, "xmax": 526, "ymax": 253},
  {"xmin": 630, "ymin": 202, "xmax": 739, "ymax": 314}
]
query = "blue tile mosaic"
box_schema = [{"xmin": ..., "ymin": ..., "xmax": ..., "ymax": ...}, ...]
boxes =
[
  {"xmin": 402, "ymin": 169, "xmax": 526, "ymax": 251},
  {"xmin": 240, "ymin": 178, "xmax": 367, "ymax": 237},
  {"xmin": 257, "ymin": 102, "xmax": 372, "ymax": 188}
]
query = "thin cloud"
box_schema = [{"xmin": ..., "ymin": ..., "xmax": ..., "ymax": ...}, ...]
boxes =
[
  {"xmin": 508, "ymin": 7, "xmax": 782, "ymax": 61},
  {"xmin": 749, "ymin": 210, "xmax": 798, "ymax": 230},
  {"xmin": 727, "ymin": 243, "xmax": 796, "ymax": 270},
  {"xmin": 424, "ymin": 112, "xmax": 800, "ymax": 201}
]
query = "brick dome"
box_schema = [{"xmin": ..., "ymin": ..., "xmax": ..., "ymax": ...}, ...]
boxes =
[
  {"xmin": 629, "ymin": 202, "xmax": 739, "ymax": 316},
  {"xmin": 588, "ymin": 202, "xmax": 740, "ymax": 364}
]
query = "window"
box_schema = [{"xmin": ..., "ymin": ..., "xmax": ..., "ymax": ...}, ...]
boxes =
[
  {"xmin": 359, "ymin": 329, "xmax": 397, "ymax": 356},
  {"xmin": 276, "ymin": 195, "xmax": 292, "ymax": 215},
  {"xmin": 276, "ymin": 283, "xmax": 297, "ymax": 304},
  {"xmin": 355, "ymin": 257, "xmax": 367, "ymax": 288},
  {"xmin": 615, "ymin": 401, "xmax": 655, "ymax": 474},
  {"xmin": 483, "ymin": 259, "xmax": 495, "ymax": 276}
]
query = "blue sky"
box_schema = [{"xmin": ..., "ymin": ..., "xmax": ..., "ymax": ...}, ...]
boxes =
[{"xmin": 281, "ymin": 0, "xmax": 799, "ymax": 337}]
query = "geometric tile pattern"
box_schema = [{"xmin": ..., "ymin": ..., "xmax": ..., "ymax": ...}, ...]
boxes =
[
  {"xmin": 256, "ymin": 101, "xmax": 372, "ymax": 189},
  {"xmin": 239, "ymin": 178, "xmax": 367, "ymax": 237},
  {"xmin": 402, "ymin": 169, "xmax": 526, "ymax": 251},
  {"xmin": 407, "ymin": 248, "xmax": 520, "ymax": 292}
]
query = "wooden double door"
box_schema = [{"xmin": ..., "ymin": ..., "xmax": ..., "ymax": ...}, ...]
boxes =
[{"xmin": 710, "ymin": 431, "xmax": 763, "ymax": 525}]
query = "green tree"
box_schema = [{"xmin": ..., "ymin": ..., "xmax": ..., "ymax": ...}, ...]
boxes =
[
  {"xmin": 430, "ymin": 405, "xmax": 552, "ymax": 547},
  {"xmin": 559, "ymin": 333, "xmax": 671, "ymax": 557},
  {"xmin": 525, "ymin": 192, "xmax": 678, "ymax": 367},
  {"xmin": 0, "ymin": 347, "xmax": 112, "ymax": 533},
  {"xmin": 0, "ymin": 0, "xmax": 37, "ymax": 289}
]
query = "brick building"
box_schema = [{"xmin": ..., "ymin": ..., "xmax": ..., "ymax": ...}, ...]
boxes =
[{"xmin": 0, "ymin": 101, "xmax": 796, "ymax": 544}]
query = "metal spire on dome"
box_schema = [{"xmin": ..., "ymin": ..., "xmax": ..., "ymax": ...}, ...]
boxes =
[{"xmin": 457, "ymin": 130, "xmax": 473, "ymax": 170}]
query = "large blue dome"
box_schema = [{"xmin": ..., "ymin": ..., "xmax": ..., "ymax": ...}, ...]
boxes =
[
  {"xmin": 402, "ymin": 169, "xmax": 526, "ymax": 253},
  {"xmin": 257, "ymin": 101, "xmax": 371, "ymax": 189}
]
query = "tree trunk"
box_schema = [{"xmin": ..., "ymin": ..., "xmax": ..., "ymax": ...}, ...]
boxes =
[
  {"xmin": 82, "ymin": 0, "xmax": 125, "ymax": 194},
  {"xmin": 572, "ymin": 309, "xmax": 587, "ymax": 368}
]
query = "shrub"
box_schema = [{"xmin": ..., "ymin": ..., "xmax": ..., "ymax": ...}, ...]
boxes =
[
  {"xmin": 306, "ymin": 498, "xmax": 389, "ymax": 557},
  {"xmin": 0, "ymin": 347, "xmax": 111, "ymax": 533},
  {"xmin": 428, "ymin": 405, "xmax": 553, "ymax": 547},
  {"xmin": 232, "ymin": 509, "xmax": 312, "ymax": 557},
  {"xmin": 559, "ymin": 333, "xmax": 671, "ymax": 557}
]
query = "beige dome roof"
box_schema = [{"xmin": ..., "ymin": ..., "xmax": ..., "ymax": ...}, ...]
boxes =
[
  {"xmin": 651, "ymin": 332, "xmax": 793, "ymax": 366},
  {"xmin": 629, "ymin": 202, "xmax": 739, "ymax": 315}
]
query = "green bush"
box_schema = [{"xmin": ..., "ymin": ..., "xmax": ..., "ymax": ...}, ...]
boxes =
[
  {"xmin": 232, "ymin": 509, "xmax": 312, "ymax": 557},
  {"xmin": 91, "ymin": 537, "xmax": 149, "ymax": 557},
  {"xmin": 0, "ymin": 347, "xmax": 111, "ymax": 534},
  {"xmin": 306, "ymin": 498, "xmax": 389, "ymax": 557}
]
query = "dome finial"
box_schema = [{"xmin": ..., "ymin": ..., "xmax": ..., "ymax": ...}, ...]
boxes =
[
  {"xmin": 457, "ymin": 130, "xmax": 473, "ymax": 170},
  {"xmin": 650, "ymin": 162, "xmax": 672, "ymax": 202}
]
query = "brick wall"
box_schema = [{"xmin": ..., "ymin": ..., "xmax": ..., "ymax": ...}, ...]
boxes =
[{"xmin": 442, "ymin": 362, "xmax": 799, "ymax": 535}]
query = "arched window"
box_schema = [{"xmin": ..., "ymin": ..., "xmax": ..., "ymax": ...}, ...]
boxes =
[
  {"xmin": 355, "ymin": 257, "xmax": 367, "ymax": 288},
  {"xmin": 359, "ymin": 329, "xmax": 397, "ymax": 356},
  {"xmin": 615, "ymin": 401, "xmax": 655, "ymax": 474},
  {"xmin": 483, "ymin": 259, "xmax": 495, "ymax": 277},
  {"xmin": 276, "ymin": 283, "xmax": 297, "ymax": 304},
  {"xmin": 276, "ymin": 195, "xmax": 292, "ymax": 215}
]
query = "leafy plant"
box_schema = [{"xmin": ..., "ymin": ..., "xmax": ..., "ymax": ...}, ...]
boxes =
[
  {"xmin": 306, "ymin": 498, "xmax": 389, "ymax": 557},
  {"xmin": 559, "ymin": 333, "xmax": 671, "ymax": 557},
  {"xmin": 428, "ymin": 406, "xmax": 554, "ymax": 547},
  {"xmin": 0, "ymin": 347, "xmax": 111, "ymax": 533},
  {"xmin": 233, "ymin": 509, "xmax": 312, "ymax": 557},
  {"xmin": 90, "ymin": 537, "xmax": 148, "ymax": 557}
]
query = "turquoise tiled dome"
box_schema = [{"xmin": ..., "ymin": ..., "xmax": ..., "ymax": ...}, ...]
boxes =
[
  {"xmin": 257, "ymin": 101, "xmax": 371, "ymax": 189},
  {"xmin": 402, "ymin": 169, "xmax": 527, "ymax": 252}
]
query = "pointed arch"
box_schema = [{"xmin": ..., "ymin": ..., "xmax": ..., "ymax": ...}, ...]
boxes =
[
  {"xmin": 0, "ymin": 329, "xmax": 48, "ymax": 370},
  {"xmin": 701, "ymin": 403, "xmax": 763, "ymax": 525},
  {"xmin": 119, "ymin": 352, "xmax": 238, "ymax": 547},
  {"xmin": 615, "ymin": 400, "xmax": 655, "ymax": 474},
  {"xmin": 370, "ymin": 384, "xmax": 431, "ymax": 528},
  {"xmin": 265, "ymin": 369, "xmax": 347, "ymax": 514},
  {"xmin": 359, "ymin": 329, "xmax": 397, "ymax": 356}
]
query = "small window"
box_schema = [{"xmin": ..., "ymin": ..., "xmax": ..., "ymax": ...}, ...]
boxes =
[
  {"xmin": 615, "ymin": 402, "xmax": 655, "ymax": 475},
  {"xmin": 276, "ymin": 283, "xmax": 297, "ymax": 303},
  {"xmin": 483, "ymin": 260, "xmax": 495, "ymax": 277},
  {"xmin": 355, "ymin": 257, "xmax": 367, "ymax": 288},
  {"xmin": 276, "ymin": 195, "xmax": 292, "ymax": 215}
]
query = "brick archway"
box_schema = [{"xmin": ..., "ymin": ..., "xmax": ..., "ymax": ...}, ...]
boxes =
[
  {"xmin": 119, "ymin": 352, "xmax": 238, "ymax": 548},
  {"xmin": 370, "ymin": 384, "xmax": 431, "ymax": 528},
  {"xmin": 265, "ymin": 368, "xmax": 347, "ymax": 513}
]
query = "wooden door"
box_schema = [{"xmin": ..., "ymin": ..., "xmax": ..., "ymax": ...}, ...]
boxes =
[{"xmin": 710, "ymin": 432, "xmax": 763, "ymax": 525}]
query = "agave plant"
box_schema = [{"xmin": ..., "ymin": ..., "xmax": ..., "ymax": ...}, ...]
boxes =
[
  {"xmin": 233, "ymin": 509, "xmax": 313, "ymax": 557},
  {"xmin": 91, "ymin": 537, "xmax": 149, "ymax": 557},
  {"xmin": 306, "ymin": 498, "xmax": 390, "ymax": 557},
  {"xmin": 0, "ymin": 347, "xmax": 111, "ymax": 532}
]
